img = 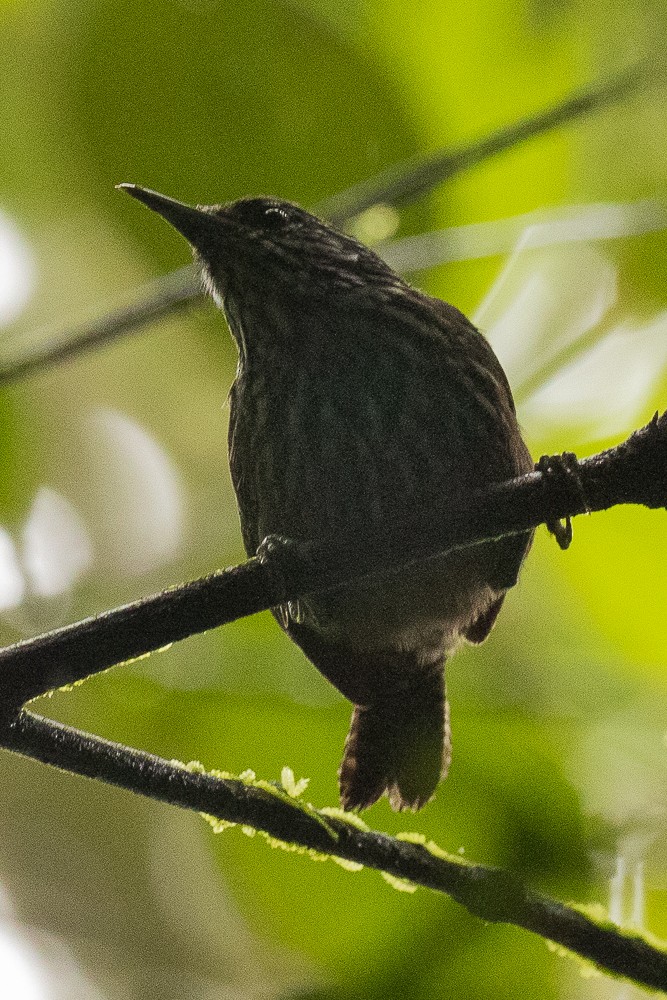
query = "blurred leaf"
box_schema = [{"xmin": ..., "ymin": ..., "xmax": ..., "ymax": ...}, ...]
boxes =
[{"xmin": 62, "ymin": 0, "xmax": 421, "ymax": 219}]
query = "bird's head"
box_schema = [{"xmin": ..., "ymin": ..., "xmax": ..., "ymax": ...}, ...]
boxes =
[{"xmin": 117, "ymin": 185, "xmax": 399, "ymax": 309}]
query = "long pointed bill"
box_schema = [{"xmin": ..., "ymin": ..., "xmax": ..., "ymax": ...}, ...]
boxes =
[{"xmin": 116, "ymin": 184, "xmax": 222, "ymax": 249}]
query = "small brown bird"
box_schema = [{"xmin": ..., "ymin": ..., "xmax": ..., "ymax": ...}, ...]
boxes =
[{"xmin": 119, "ymin": 184, "xmax": 534, "ymax": 811}]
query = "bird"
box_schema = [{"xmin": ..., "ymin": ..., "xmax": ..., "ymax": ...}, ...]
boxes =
[{"xmin": 118, "ymin": 183, "xmax": 534, "ymax": 812}]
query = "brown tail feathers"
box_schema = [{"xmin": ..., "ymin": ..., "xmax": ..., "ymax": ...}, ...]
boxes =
[
  {"xmin": 282, "ymin": 620, "xmax": 450, "ymax": 811},
  {"xmin": 339, "ymin": 660, "xmax": 450, "ymax": 812}
]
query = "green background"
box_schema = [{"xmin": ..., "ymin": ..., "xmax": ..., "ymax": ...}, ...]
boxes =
[{"xmin": 0, "ymin": 1, "xmax": 666, "ymax": 997}]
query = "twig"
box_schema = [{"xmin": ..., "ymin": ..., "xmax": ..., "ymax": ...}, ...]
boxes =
[
  {"xmin": 0, "ymin": 62, "xmax": 647, "ymax": 387},
  {"xmin": 319, "ymin": 61, "xmax": 647, "ymax": 225},
  {"xmin": 0, "ymin": 266, "xmax": 199, "ymax": 385},
  {"xmin": 0, "ymin": 412, "xmax": 664, "ymax": 708}
]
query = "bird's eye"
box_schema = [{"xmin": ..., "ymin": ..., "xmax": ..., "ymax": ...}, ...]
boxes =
[
  {"xmin": 263, "ymin": 207, "xmax": 289, "ymax": 227},
  {"xmin": 229, "ymin": 198, "xmax": 294, "ymax": 230}
]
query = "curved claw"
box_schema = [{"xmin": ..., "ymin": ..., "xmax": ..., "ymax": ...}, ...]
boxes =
[
  {"xmin": 547, "ymin": 515, "xmax": 573, "ymax": 551},
  {"xmin": 536, "ymin": 452, "xmax": 587, "ymax": 551}
]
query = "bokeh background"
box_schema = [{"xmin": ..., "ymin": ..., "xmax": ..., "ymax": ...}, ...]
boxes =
[{"xmin": 1, "ymin": 1, "xmax": 666, "ymax": 997}]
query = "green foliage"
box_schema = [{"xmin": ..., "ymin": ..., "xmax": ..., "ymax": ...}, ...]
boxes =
[{"xmin": 0, "ymin": 0, "xmax": 666, "ymax": 997}]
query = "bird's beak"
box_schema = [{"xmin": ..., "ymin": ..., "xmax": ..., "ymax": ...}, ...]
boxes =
[{"xmin": 116, "ymin": 184, "xmax": 222, "ymax": 249}]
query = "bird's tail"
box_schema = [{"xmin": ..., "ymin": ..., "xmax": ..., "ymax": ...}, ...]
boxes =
[{"xmin": 339, "ymin": 658, "xmax": 450, "ymax": 812}]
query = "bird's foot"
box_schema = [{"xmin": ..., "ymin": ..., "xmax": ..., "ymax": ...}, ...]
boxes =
[
  {"xmin": 535, "ymin": 451, "xmax": 588, "ymax": 551},
  {"xmin": 256, "ymin": 534, "xmax": 307, "ymax": 604}
]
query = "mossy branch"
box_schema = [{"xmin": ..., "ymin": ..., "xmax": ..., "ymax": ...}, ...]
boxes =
[{"xmin": 3, "ymin": 713, "xmax": 666, "ymax": 991}]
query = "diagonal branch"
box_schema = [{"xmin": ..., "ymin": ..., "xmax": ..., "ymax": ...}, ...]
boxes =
[
  {"xmin": 318, "ymin": 61, "xmax": 647, "ymax": 225},
  {"xmin": 3, "ymin": 711, "xmax": 666, "ymax": 992},
  {"xmin": 0, "ymin": 412, "xmax": 664, "ymax": 708},
  {"xmin": 0, "ymin": 266, "xmax": 197, "ymax": 385},
  {"xmin": 0, "ymin": 62, "xmax": 647, "ymax": 387}
]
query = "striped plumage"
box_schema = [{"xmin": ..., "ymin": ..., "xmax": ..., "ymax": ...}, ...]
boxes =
[{"xmin": 120, "ymin": 186, "xmax": 534, "ymax": 811}]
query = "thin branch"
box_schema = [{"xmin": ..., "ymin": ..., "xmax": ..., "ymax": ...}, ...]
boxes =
[
  {"xmin": 0, "ymin": 412, "xmax": 665, "ymax": 708},
  {"xmin": 381, "ymin": 198, "xmax": 667, "ymax": 272},
  {"xmin": 0, "ymin": 62, "xmax": 647, "ymax": 387},
  {"xmin": 3, "ymin": 710, "xmax": 666, "ymax": 992},
  {"xmin": 318, "ymin": 61, "xmax": 648, "ymax": 226},
  {"xmin": 0, "ymin": 266, "xmax": 200, "ymax": 385}
]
